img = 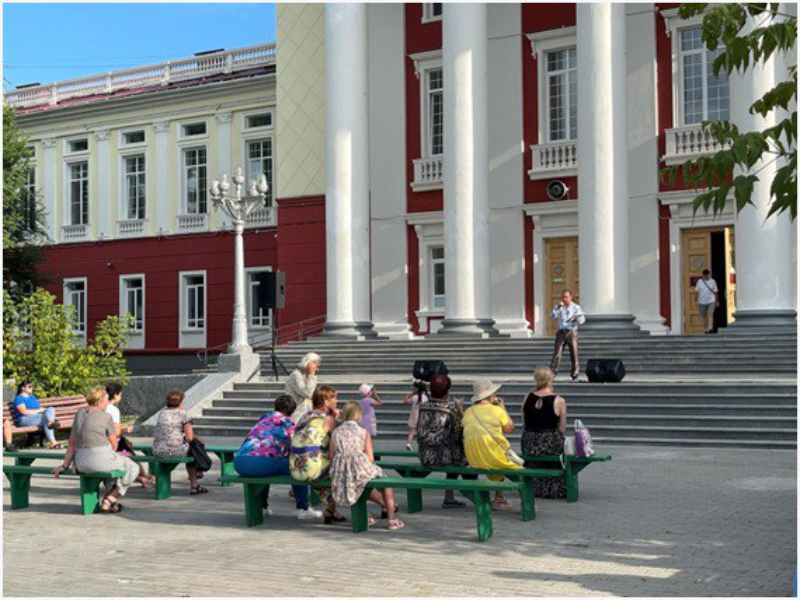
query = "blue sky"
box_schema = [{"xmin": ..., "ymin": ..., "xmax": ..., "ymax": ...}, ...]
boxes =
[{"xmin": 3, "ymin": 3, "xmax": 276, "ymax": 90}]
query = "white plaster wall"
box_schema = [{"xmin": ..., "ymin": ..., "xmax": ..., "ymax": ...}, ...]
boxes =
[
  {"xmin": 626, "ymin": 3, "xmax": 669, "ymax": 333},
  {"xmin": 487, "ymin": 4, "xmax": 530, "ymax": 336},
  {"xmin": 368, "ymin": 3, "xmax": 413, "ymax": 338}
]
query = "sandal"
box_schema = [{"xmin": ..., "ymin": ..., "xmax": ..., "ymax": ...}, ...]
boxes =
[
  {"xmin": 387, "ymin": 518, "xmax": 405, "ymax": 531},
  {"xmin": 323, "ymin": 512, "xmax": 348, "ymax": 525},
  {"xmin": 190, "ymin": 485, "xmax": 209, "ymax": 495},
  {"xmin": 381, "ymin": 504, "xmax": 401, "ymax": 519},
  {"xmin": 367, "ymin": 516, "xmax": 376, "ymax": 526},
  {"xmin": 99, "ymin": 499, "xmax": 122, "ymax": 514}
]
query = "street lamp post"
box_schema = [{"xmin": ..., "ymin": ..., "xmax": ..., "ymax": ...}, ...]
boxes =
[{"xmin": 210, "ymin": 167, "xmax": 269, "ymax": 365}]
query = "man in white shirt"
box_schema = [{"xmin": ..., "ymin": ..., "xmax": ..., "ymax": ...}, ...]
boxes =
[
  {"xmin": 549, "ymin": 290, "xmax": 586, "ymax": 381},
  {"xmin": 695, "ymin": 269, "xmax": 719, "ymax": 334}
]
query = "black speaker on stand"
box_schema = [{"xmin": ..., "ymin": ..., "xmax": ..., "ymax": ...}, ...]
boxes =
[{"xmin": 586, "ymin": 359, "xmax": 626, "ymax": 383}]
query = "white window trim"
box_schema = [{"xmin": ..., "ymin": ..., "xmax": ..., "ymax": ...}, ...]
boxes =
[
  {"xmin": 241, "ymin": 135, "xmax": 275, "ymax": 207},
  {"xmin": 421, "ymin": 3, "xmax": 442, "ymax": 24},
  {"xmin": 63, "ymin": 135, "xmax": 90, "ymax": 156},
  {"xmin": 63, "ymin": 158, "xmax": 89, "ymax": 227},
  {"xmin": 119, "ymin": 274, "xmax": 146, "ymax": 348},
  {"xmin": 118, "ymin": 151, "xmax": 147, "ymax": 222},
  {"xmin": 63, "ymin": 277, "xmax": 88, "ymax": 339},
  {"xmin": 527, "ymin": 28, "xmax": 578, "ymax": 144},
  {"xmin": 411, "ymin": 50, "xmax": 444, "ymax": 160},
  {"xmin": 408, "ymin": 211, "xmax": 445, "ymax": 332},
  {"xmin": 118, "ymin": 127, "xmax": 147, "ymax": 149},
  {"xmin": 179, "ymin": 270, "xmax": 207, "ymax": 333},
  {"xmin": 242, "ymin": 109, "xmax": 275, "ymax": 132},
  {"xmin": 245, "ymin": 266, "xmax": 274, "ymax": 330},
  {"xmin": 177, "ymin": 142, "xmax": 210, "ymax": 216},
  {"xmin": 429, "ymin": 246, "xmax": 446, "ymax": 310},
  {"xmin": 178, "ymin": 119, "xmax": 209, "ymax": 140}
]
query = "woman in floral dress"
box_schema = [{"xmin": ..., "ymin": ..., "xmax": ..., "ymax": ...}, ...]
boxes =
[{"xmin": 329, "ymin": 402, "xmax": 403, "ymax": 530}]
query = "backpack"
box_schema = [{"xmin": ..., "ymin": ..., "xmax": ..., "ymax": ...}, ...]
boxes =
[
  {"xmin": 573, "ymin": 419, "xmax": 595, "ymax": 458},
  {"xmin": 188, "ymin": 439, "xmax": 213, "ymax": 472}
]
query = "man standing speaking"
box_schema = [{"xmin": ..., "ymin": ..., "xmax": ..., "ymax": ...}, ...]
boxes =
[{"xmin": 549, "ymin": 290, "xmax": 585, "ymax": 382}]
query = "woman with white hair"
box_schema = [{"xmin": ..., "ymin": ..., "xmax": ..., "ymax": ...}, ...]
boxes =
[{"xmin": 285, "ymin": 352, "xmax": 321, "ymax": 423}]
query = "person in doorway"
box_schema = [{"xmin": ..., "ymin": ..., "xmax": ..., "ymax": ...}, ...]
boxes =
[
  {"xmin": 549, "ymin": 290, "xmax": 585, "ymax": 381},
  {"xmin": 696, "ymin": 269, "xmax": 719, "ymax": 334}
]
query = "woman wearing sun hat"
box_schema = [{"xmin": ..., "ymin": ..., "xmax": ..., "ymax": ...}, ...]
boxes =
[
  {"xmin": 461, "ymin": 378, "xmax": 521, "ymax": 507},
  {"xmin": 286, "ymin": 352, "xmax": 321, "ymax": 423}
]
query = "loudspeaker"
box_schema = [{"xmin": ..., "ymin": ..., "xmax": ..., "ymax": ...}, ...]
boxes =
[
  {"xmin": 586, "ymin": 359, "xmax": 626, "ymax": 383},
  {"xmin": 255, "ymin": 271, "xmax": 286, "ymax": 310},
  {"xmin": 412, "ymin": 359, "xmax": 449, "ymax": 382}
]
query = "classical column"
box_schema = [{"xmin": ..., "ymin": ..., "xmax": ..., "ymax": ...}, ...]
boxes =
[
  {"xmin": 322, "ymin": 3, "xmax": 377, "ymax": 338},
  {"xmin": 215, "ymin": 112, "xmax": 233, "ymax": 229},
  {"xmin": 725, "ymin": 10, "xmax": 796, "ymax": 332},
  {"xmin": 95, "ymin": 129, "xmax": 112, "ymax": 239},
  {"xmin": 437, "ymin": 3, "xmax": 498, "ymax": 336},
  {"xmin": 42, "ymin": 138, "xmax": 57, "ymax": 240},
  {"xmin": 576, "ymin": 4, "xmax": 641, "ymax": 335},
  {"xmin": 153, "ymin": 122, "xmax": 170, "ymax": 234}
]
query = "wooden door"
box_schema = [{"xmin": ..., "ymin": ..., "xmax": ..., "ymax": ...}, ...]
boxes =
[
  {"xmin": 544, "ymin": 237, "xmax": 580, "ymax": 336},
  {"xmin": 682, "ymin": 229, "xmax": 713, "ymax": 334},
  {"xmin": 724, "ymin": 227, "xmax": 737, "ymax": 324}
]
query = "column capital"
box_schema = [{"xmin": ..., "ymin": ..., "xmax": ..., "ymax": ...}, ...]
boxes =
[
  {"xmin": 41, "ymin": 138, "xmax": 56, "ymax": 149},
  {"xmin": 153, "ymin": 122, "xmax": 170, "ymax": 134},
  {"xmin": 94, "ymin": 129, "xmax": 110, "ymax": 142},
  {"xmin": 215, "ymin": 112, "xmax": 232, "ymax": 125}
]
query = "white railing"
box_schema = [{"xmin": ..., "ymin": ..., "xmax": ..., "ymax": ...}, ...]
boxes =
[
  {"xmin": 664, "ymin": 125, "xmax": 731, "ymax": 165},
  {"xmin": 528, "ymin": 140, "xmax": 578, "ymax": 180},
  {"xmin": 5, "ymin": 42, "xmax": 276, "ymax": 109},
  {"xmin": 246, "ymin": 206, "xmax": 277, "ymax": 228},
  {"xmin": 117, "ymin": 219, "xmax": 147, "ymax": 237},
  {"xmin": 62, "ymin": 224, "xmax": 89, "ymax": 242},
  {"xmin": 411, "ymin": 157, "xmax": 444, "ymax": 191},
  {"xmin": 177, "ymin": 214, "xmax": 208, "ymax": 233}
]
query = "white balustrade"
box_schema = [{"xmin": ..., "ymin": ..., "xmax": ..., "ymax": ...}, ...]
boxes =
[
  {"xmin": 5, "ymin": 43, "xmax": 276, "ymax": 109},
  {"xmin": 117, "ymin": 219, "xmax": 147, "ymax": 237},
  {"xmin": 411, "ymin": 157, "xmax": 444, "ymax": 191},
  {"xmin": 664, "ymin": 125, "xmax": 731, "ymax": 165},
  {"xmin": 61, "ymin": 224, "xmax": 88, "ymax": 242},
  {"xmin": 177, "ymin": 214, "xmax": 208, "ymax": 233},
  {"xmin": 245, "ymin": 206, "xmax": 277, "ymax": 228},
  {"xmin": 528, "ymin": 140, "xmax": 578, "ymax": 180}
]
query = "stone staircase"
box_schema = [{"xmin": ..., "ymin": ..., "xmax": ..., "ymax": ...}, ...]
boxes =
[{"xmin": 192, "ymin": 334, "xmax": 798, "ymax": 450}]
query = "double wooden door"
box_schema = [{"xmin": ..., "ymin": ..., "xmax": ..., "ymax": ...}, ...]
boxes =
[{"xmin": 544, "ymin": 236, "xmax": 580, "ymax": 336}]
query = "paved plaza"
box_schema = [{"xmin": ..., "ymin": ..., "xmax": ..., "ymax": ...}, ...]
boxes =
[{"xmin": 3, "ymin": 443, "xmax": 796, "ymax": 597}]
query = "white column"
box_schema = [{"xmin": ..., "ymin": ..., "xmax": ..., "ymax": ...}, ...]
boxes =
[
  {"xmin": 322, "ymin": 3, "xmax": 376, "ymax": 338},
  {"xmin": 438, "ymin": 3, "xmax": 497, "ymax": 336},
  {"xmin": 42, "ymin": 138, "xmax": 57, "ymax": 241},
  {"xmin": 577, "ymin": 4, "xmax": 640, "ymax": 334},
  {"xmin": 95, "ymin": 130, "xmax": 112, "ymax": 239},
  {"xmin": 215, "ymin": 112, "xmax": 233, "ymax": 229},
  {"xmin": 154, "ymin": 122, "xmax": 170, "ymax": 234},
  {"xmin": 228, "ymin": 220, "xmax": 252, "ymax": 354},
  {"xmin": 727, "ymin": 10, "xmax": 796, "ymax": 331}
]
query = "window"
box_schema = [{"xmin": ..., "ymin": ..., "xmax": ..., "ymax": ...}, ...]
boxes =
[
  {"xmin": 546, "ymin": 47, "xmax": 577, "ymax": 141},
  {"xmin": 247, "ymin": 270, "xmax": 272, "ymax": 328},
  {"xmin": 64, "ymin": 279, "xmax": 87, "ymax": 336},
  {"xmin": 246, "ymin": 139, "xmax": 273, "ymax": 206},
  {"xmin": 124, "ymin": 155, "xmax": 146, "ymax": 220},
  {"xmin": 22, "ymin": 165, "xmax": 37, "ymax": 232},
  {"xmin": 431, "ymin": 246, "xmax": 445, "ymax": 309},
  {"xmin": 427, "ymin": 68, "xmax": 444, "ymax": 156},
  {"xmin": 181, "ymin": 122, "xmax": 207, "ymax": 137},
  {"xmin": 121, "ymin": 276, "xmax": 144, "ymax": 332},
  {"xmin": 680, "ymin": 26, "xmax": 729, "ymax": 125},
  {"xmin": 183, "ymin": 148, "xmax": 207, "ymax": 214},
  {"xmin": 184, "ymin": 274, "xmax": 205, "ymax": 330},
  {"xmin": 69, "ymin": 161, "xmax": 89, "ymax": 225},
  {"xmin": 423, "ymin": 3, "xmax": 443, "ymax": 22},
  {"xmin": 122, "ymin": 130, "xmax": 146, "ymax": 146},
  {"xmin": 245, "ymin": 112, "xmax": 273, "ymax": 129},
  {"xmin": 66, "ymin": 138, "xmax": 88, "ymax": 153}
]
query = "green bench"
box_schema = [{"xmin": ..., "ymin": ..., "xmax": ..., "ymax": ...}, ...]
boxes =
[
  {"xmin": 4, "ymin": 450, "xmax": 194, "ymax": 501},
  {"xmin": 374, "ymin": 449, "xmax": 612, "ymax": 502},
  {"xmin": 3, "ymin": 464, "xmax": 125, "ymax": 514},
  {"xmin": 133, "ymin": 443, "xmax": 237, "ymax": 488},
  {"xmin": 219, "ymin": 473, "xmax": 522, "ymax": 541}
]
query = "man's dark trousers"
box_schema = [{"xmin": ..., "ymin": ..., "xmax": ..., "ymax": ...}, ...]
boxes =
[{"xmin": 550, "ymin": 328, "xmax": 579, "ymax": 378}]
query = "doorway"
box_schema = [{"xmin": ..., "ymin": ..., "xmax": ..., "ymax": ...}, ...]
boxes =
[
  {"xmin": 544, "ymin": 236, "xmax": 580, "ymax": 336},
  {"xmin": 681, "ymin": 226, "xmax": 736, "ymax": 334}
]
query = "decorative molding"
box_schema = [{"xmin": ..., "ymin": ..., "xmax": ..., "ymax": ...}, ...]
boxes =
[
  {"xmin": 94, "ymin": 129, "xmax": 110, "ymax": 141},
  {"xmin": 41, "ymin": 138, "xmax": 55, "ymax": 149},
  {"xmin": 406, "ymin": 210, "xmax": 443, "ymax": 227},
  {"xmin": 153, "ymin": 122, "xmax": 170, "ymax": 134},
  {"xmin": 409, "ymin": 49, "xmax": 442, "ymax": 79},
  {"xmin": 526, "ymin": 26, "xmax": 577, "ymax": 57},
  {"xmin": 215, "ymin": 112, "xmax": 233, "ymax": 124}
]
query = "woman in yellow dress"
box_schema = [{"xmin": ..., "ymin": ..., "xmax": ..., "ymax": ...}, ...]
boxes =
[{"xmin": 461, "ymin": 379, "xmax": 521, "ymax": 508}]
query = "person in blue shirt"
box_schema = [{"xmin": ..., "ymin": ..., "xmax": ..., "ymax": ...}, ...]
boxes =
[
  {"xmin": 13, "ymin": 381, "xmax": 62, "ymax": 447},
  {"xmin": 549, "ymin": 290, "xmax": 586, "ymax": 382}
]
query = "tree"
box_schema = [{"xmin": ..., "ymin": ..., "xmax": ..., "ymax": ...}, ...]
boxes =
[
  {"xmin": 662, "ymin": 3, "xmax": 797, "ymax": 220},
  {"xmin": 3, "ymin": 105, "xmax": 48, "ymax": 289},
  {"xmin": 3, "ymin": 288, "xmax": 133, "ymax": 397}
]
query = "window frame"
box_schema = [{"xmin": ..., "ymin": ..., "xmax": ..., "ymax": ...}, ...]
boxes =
[
  {"xmin": 544, "ymin": 46, "xmax": 578, "ymax": 142},
  {"xmin": 429, "ymin": 245, "xmax": 446, "ymax": 310},
  {"xmin": 179, "ymin": 120, "xmax": 208, "ymax": 139},
  {"xmin": 63, "ymin": 136, "xmax": 90, "ymax": 156},
  {"xmin": 120, "ymin": 152, "xmax": 147, "ymax": 221},
  {"xmin": 22, "ymin": 162, "xmax": 38, "ymax": 233},
  {"xmin": 245, "ymin": 266, "xmax": 274, "ymax": 330},
  {"xmin": 242, "ymin": 109, "xmax": 275, "ymax": 132},
  {"xmin": 119, "ymin": 274, "xmax": 145, "ymax": 335},
  {"xmin": 422, "ymin": 3, "xmax": 443, "ymax": 23},
  {"xmin": 63, "ymin": 277, "xmax": 88, "ymax": 339},
  {"xmin": 180, "ymin": 271, "xmax": 207, "ymax": 332},
  {"xmin": 119, "ymin": 127, "xmax": 147, "ymax": 149},
  {"xmin": 64, "ymin": 159, "xmax": 89, "ymax": 226},
  {"xmin": 411, "ymin": 50, "xmax": 444, "ymax": 160},
  {"xmin": 242, "ymin": 136, "xmax": 274, "ymax": 207},
  {"xmin": 180, "ymin": 145, "xmax": 209, "ymax": 215}
]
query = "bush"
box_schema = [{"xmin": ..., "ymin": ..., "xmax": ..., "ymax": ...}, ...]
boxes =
[{"xmin": 3, "ymin": 288, "xmax": 133, "ymax": 397}]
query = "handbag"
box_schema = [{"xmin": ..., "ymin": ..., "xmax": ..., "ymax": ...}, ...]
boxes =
[
  {"xmin": 473, "ymin": 405, "xmax": 526, "ymax": 467},
  {"xmin": 188, "ymin": 439, "xmax": 213, "ymax": 472},
  {"xmin": 116, "ymin": 435, "xmax": 136, "ymax": 455},
  {"xmin": 573, "ymin": 419, "xmax": 595, "ymax": 458}
]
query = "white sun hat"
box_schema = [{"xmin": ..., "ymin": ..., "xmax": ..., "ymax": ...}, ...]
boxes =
[
  {"xmin": 297, "ymin": 352, "xmax": 321, "ymax": 369},
  {"xmin": 471, "ymin": 379, "xmax": 502, "ymax": 403},
  {"xmin": 359, "ymin": 383, "xmax": 373, "ymax": 396}
]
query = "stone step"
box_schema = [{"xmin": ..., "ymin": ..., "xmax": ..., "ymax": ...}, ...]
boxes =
[{"xmin": 264, "ymin": 364, "xmax": 797, "ymax": 374}]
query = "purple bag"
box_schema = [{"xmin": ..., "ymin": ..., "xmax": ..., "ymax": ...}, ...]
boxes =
[{"xmin": 574, "ymin": 419, "xmax": 595, "ymax": 458}]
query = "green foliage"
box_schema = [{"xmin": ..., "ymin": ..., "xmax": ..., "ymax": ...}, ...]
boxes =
[
  {"xmin": 3, "ymin": 289, "xmax": 133, "ymax": 398},
  {"xmin": 661, "ymin": 3, "xmax": 797, "ymax": 220}
]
